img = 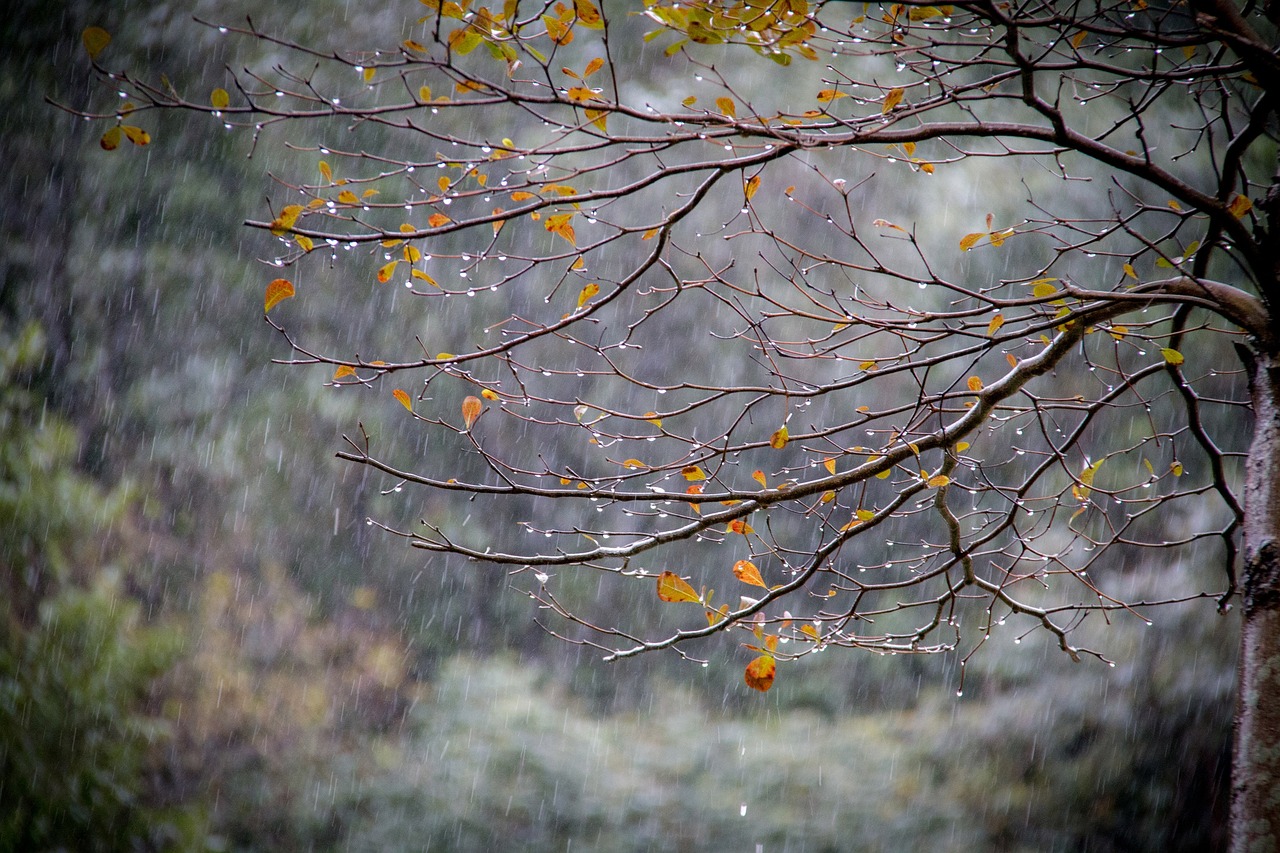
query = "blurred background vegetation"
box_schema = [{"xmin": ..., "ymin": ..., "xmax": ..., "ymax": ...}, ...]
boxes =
[{"xmin": 2, "ymin": 0, "xmax": 1235, "ymax": 849}]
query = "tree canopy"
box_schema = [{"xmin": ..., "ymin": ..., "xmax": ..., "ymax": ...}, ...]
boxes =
[{"xmin": 71, "ymin": 0, "xmax": 1280, "ymax": 844}]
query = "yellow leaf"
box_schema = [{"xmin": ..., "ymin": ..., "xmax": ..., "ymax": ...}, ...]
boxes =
[
  {"xmin": 82, "ymin": 26, "xmax": 111, "ymax": 58},
  {"xmin": 1228, "ymin": 194, "xmax": 1253, "ymax": 218},
  {"xmin": 727, "ymin": 519, "xmax": 754, "ymax": 535},
  {"xmin": 744, "ymin": 174, "xmax": 761, "ymax": 201},
  {"xmin": 823, "ymin": 457, "xmax": 837, "ymax": 475},
  {"xmin": 411, "ymin": 269, "xmax": 439, "ymax": 287},
  {"xmin": 816, "ymin": 88, "xmax": 848, "ymax": 103},
  {"xmin": 545, "ymin": 212, "xmax": 577, "ymax": 244},
  {"xmin": 403, "ymin": 39, "xmax": 428, "ymax": 52},
  {"xmin": 744, "ymin": 656, "xmax": 776, "ymax": 692},
  {"xmin": 881, "ymin": 87, "xmax": 905, "ymax": 113},
  {"xmin": 1032, "ymin": 282, "xmax": 1058, "ymax": 299},
  {"xmin": 955, "ymin": 442, "xmax": 971, "ymax": 453},
  {"xmin": 211, "ymin": 88, "xmax": 230, "ymax": 109},
  {"xmin": 567, "ymin": 86, "xmax": 596, "ymax": 103},
  {"xmin": 418, "ymin": 84, "xmax": 433, "ymax": 102},
  {"xmin": 461, "ymin": 395, "xmax": 483, "ymax": 428},
  {"xmin": 338, "ymin": 190, "xmax": 359, "ymax": 204},
  {"xmin": 800, "ymin": 624, "xmax": 820, "ymax": 641},
  {"xmin": 295, "ymin": 234, "xmax": 314, "ymax": 252},
  {"xmin": 769, "ymin": 425, "xmax": 789, "ymax": 449},
  {"xmin": 584, "ymin": 57, "xmax": 605, "ymax": 77},
  {"xmin": 716, "ymin": 97, "xmax": 737, "ymax": 118},
  {"xmin": 682, "ymin": 465, "xmax": 707, "ymax": 482},
  {"xmin": 1123, "ymin": 263, "xmax": 1138, "ymax": 280},
  {"xmin": 987, "ymin": 314, "xmax": 1005, "ymax": 336},
  {"xmin": 377, "ymin": 260, "xmax": 399, "ymax": 283},
  {"xmin": 621, "ymin": 458, "xmax": 647, "ymax": 470},
  {"xmin": 681, "ymin": 95, "xmax": 697, "ymax": 107},
  {"xmin": 481, "ymin": 388, "xmax": 500, "ymax": 401},
  {"xmin": 100, "ymin": 126, "xmax": 122, "ymax": 151},
  {"xmin": 1171, "ymin": 460, "xmax": 1184, "ymax": 477},
  {"xmin": 576, "ymin": 282, "xmax": 600, "ymax": 308},
  {"xmin": 393, "ymin": 389, "xmax": 413, "ymax": 411},
  {"xmin": 959, "ymin": 232, "xmax": 985, "ymax": 252},
  {"xmin": 1161, "ymin": 347, "xmax": 1184, "ymax": 365},
  {"xmin": 927, "ymin": 474, "xmax": 950, "ymax": 488},
  {"xmin": 733, "ymin": 560, "xmax": 767, "ymax": 588},
  {"xmin": 363, "ymin": 66, "xmax": 376, "ymax": 83},
  {"xmin": 752, "ymin": 470, "xmax": 767, "ymax": 489},
  {"xmin": 644, "ymin": 412, "xmax": 663, "ymax": 427},
  {"xmin": 574, "ymin": 0, "xmax": 603, "ymax": 28},
  {"xmin": 264, "ymin": 278, "xmax": 295, "ymax": 313},
  {"xmin": 121, "ymin": 125, "xmax": 151, "ymax": 146},
  {"xmin": 657, "ymin": 571, "xmax": 701, "ymax": 603},
  {"xmin": 333, "ymin": 365, "xmax": 356, "ymax": 379},
  {"xmin": 967, "ymin": 375, "xmax": 983, "ymax": 392},
  {"xmin": 584, "ymin": 108, "xmax": 608, "ymax": 132}
]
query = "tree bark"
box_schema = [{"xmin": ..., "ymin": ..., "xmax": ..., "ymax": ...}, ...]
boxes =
[{"xmin": 1234, "ymin": 347, "xmax": 1280, "ymax": 852}]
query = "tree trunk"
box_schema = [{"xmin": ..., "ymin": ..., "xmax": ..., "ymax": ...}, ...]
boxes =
[{"xmin": 1234, "ymin": 347, "xmax": 1280, "ymax": 851}]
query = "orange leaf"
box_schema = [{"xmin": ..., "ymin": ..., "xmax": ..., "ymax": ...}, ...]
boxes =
[
  {"xmin": 967, "ymin": 375, "xmax": 984, "ymax": 392},
  {"xmin": 82, "ymin": 26, "xmax": 111, "ymax": 58},
  {"xmin": 583, "ymin": 57, "xmax": 605, "ymax": 77},
  {"xmin": 428, "ymin": 212, "xmax": 452, "ymax": 227},
  {"xmin": 656, "ymin": 571, "xmax": 701, "ymax": 603},
  {"xmin": 264, "ymin": 278, "xmax": 295, "ymax": 313},
  {"xmin": 716, "ymin": 97, "xmax": 737, "ymax": 118},
  {"xmin": 461, "ymin": 395, "xmax": 483, "ymax": 428},
  {"xmin": 744, "ymin": 656, "xmax": 776, "ymax": 692},
  {"xmin": 732, "ymin": 560, "xmax": 767, "ymax": 588},
  {"xmin": 377, "ymin": 260, "xmax": 399, "ymax": 283},
  {"xmin": 744, "ymin": 174, "xmax": 761, "ymax": 201},
  {"xmin": 727, "ymin": 519, "xmax": 754, "ymax": 535},
  {"xmin": 393, "ymin": 389, "xmax": 413, "ymax": 411},
  {"xmin": 752, "ymin": 469, "xmax": 767, "ymax": 489},
  {"xmin": 333, "ymin": 365, "xmax": 356, "ymax": 380}
]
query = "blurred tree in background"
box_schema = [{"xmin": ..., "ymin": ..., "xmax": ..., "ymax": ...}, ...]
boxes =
[{"xmin": 6, "ymin": 0, "xmax": 1267, "ymax": 848}]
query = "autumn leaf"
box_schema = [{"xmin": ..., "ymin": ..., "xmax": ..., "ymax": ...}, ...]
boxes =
[
  {"xmin": 393, "ymin": 389, "xmax": 413, "ymax": 412},
  {"xmin": 333, "ymin": 365, "xmax": 356, "ymax": 380},
  {"xmin": 881, "ymin": 87, "xmax": 905, "ymax": 113},
  {"xmin": 744, "ymin": 655, "xmax": 776, "ymax": 692},
  {"xmin": 752, "ymin": 469, "xmax": 768, "ymax": 489},
  {"xmin": 816, "ymin": 88, "xmax": 848, "ymax": 103},
  {"xmin": 583, "ymin": 57, "xmax": 605, "ymax": 77},
  {"xmin": 100, "ymin": 126, "xmax": 122, "ymax": 151},
  {"xmin": 727, "ymin": 519, "xmax": 754, "ymax": 535},
  {"xmin": 823, "ymin": 457, "xmax": 837, "ymax": 475},
  {"xmin": 428, "ymin": 212, "xmax": 452, "ymax": 227},
  {"xmin": 967, "ymin": 375, "xmax": 984, "ymax": 392},
  {"xmin": 733, "ymin": 560, "xmax": 767, "ymax": 588},
  {"xmin": 769, "ymin": 425, "xmax": 789, "ymax": 449},
  {"xmin": 481, "ymin": 388, "xmax": 500, "ymax": 401},
  {"xmin": 121, "ymin": 126, "xmax": 151, "ymax": 146},
  {"xmin": 211, "ymin": 88, "xmax": 230, "ymax": 109},
  {"xmin": 82, "ymin": 26, "xmax": 111, "ymax": 58},
  {"xmin": 545, "ymin": 212, "xmax": 577, "ymax": 244},
  {"xmin": 377, "ymin": 260, "xmax": 399, "ymax": 283},
  {"xmin": 1228, "ymin": 194, "xmax": 1253, "ymax": 218},
  {"xmin": 987, "ymin": 314, "xmax": 1005, "ymax": 336},
  {"xmin": 656, "ymin": 571, "xmax": 701, "ymax": 603},
  {"xmin": 716, "ymin": 97, "xmax": 737, "ymax": 118},
  {"xmin": 1161, "ymin": 347, "xmax": 1185, "ymax": 366},
  {"xmin": 681, "ymin": 465, "xmax": 707, "ymax": 481},
  {"xmin": 264, "ymin": 278, "xmax": 295, "ymax": 313},
  {"xmin": 576, "ymin": 282, "xmax": 600, "ymax": 308},
  {"xmin": 744, "ymin": 174, "xmax": 761, "ymax": 201},
  {"xmin": 926, "ymin": 474, "xmax": 951, "ymax": 488},
  {"xmin": 461, "ymin": 395, "xmax": 483, "ymax": 429},
  {"xmin": 959, "ymin": 232, "xmax": 985, "ymax": 252}
]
